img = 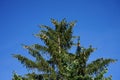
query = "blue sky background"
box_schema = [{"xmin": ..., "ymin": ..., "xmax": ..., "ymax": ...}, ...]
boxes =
[{"xmin": 0, "ymin": 0, "xmax": 120, "ymax": 80}]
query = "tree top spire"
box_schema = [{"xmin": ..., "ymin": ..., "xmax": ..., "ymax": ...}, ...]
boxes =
[{"xmin": 77, "ymin": 36, "xmax": 80, "ymax": 46}]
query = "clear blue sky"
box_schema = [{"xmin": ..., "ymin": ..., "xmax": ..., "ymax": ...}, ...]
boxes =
[{"xmin": 0, "ymin": 0, "xmax": 120, "ymax": 80}]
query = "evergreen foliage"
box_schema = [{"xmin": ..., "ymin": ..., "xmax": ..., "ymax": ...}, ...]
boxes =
[{"xmin": 13, "ymin": 19, "xmax": 116, "ymax": 80}]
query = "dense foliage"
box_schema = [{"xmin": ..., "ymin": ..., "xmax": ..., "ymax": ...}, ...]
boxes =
[{"xmin": 12, "ymin": 19, "xmax": 116, "ymax": 80}]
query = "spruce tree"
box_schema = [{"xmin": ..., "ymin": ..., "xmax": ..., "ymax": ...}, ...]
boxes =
[{"xmin": 12, "ymin": 19, "xmax": 116, "ymax": 80}]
